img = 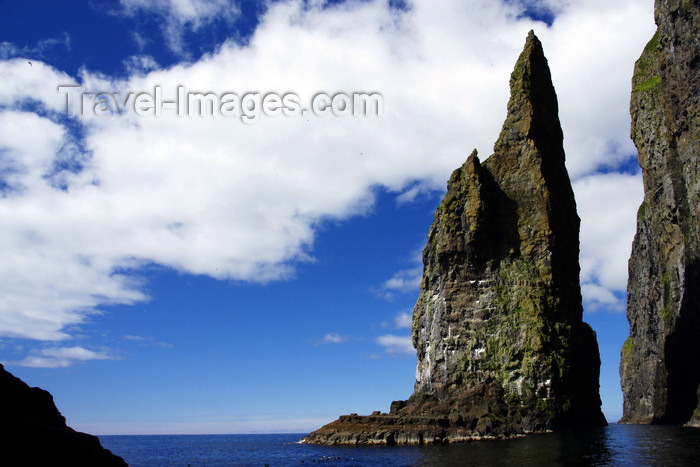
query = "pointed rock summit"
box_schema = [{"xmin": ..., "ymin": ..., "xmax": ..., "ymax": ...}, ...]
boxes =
[
  {"xmin": 304, "ymin": 31, "xmax": 605, "ymax": 445},
  {"xmin": 620, "ymin": 0, "xmax": 700, "ymax": 426},
  {"xmin": 410, "ymin": 30, "xmax": 605, "ymax": 432}
]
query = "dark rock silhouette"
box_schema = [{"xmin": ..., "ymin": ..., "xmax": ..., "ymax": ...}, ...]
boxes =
[
  {"xmin": 619, "ymin": 0, "xmax": 700, "ymax": 426},
  {"xmin": 304, "ymin": 31, "xmax": 605, "ymax": 445},
  {"xmin": 0, "ymin": 364, "xmax": 126, "ymax": 466}
]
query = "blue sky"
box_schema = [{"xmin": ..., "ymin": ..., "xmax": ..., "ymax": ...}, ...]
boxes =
[{"xmin": 0, "ymin": 0, "xmax": 655, "ymax": 434}]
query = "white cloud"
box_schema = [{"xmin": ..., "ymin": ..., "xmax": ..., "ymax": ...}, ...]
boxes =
[
  {"xmin": 119, "ymin": 0, "xmax": 240, "ymax": 54},
  {"xmin": 380, "ymin": 266, "xmax": 423, "ymax": 295},
  {"xmin": 122, "ymin": 55, "xmax": 160, "ymax": 75},
  {"xmin": 318, "ymin": 333, "xmax": 349, "ymax": 345},
  {"xmin": 0, "ymin": 59, "xmax": 75, "ymax": 113},
  {"xmin": 541, "ymin": 0, "xmax": 653, "ymax": 178},
  {"xmin": 0, "ymin": 33, "xmax": 71, "ymax": 61},
  {"xmin": 0, "ymin": 0, "xmax": 655, "ymax": 343},
  {"xmin": 376, "ymin": 334, "xmax": 414, "ymax": 356},
  {"xmin": 377, "ymin": 248, "xmax": 423, "ymax": 299},
  {"xmin": 395, "ymin": 181, "xmax": 438, "ymax": 205},
  {"xmin": 14, "ymin": 346, "xmax": 117, "ymax": 368},
  {"xmin": 380, "ymin": 311, "xmax": 413, "ymax": 329},
  {"xmin": 123, "ymin": 335, "xmax": 148, "ymax": 341},
  {"xmin": 123, "ymin": 335, "xmax": 173, "ymax": 348},
  {"xmin": 394, "ymin": 312, "xmax": 412, "ymax": 329},
  {"xmin": 582, "ymin": 283, "xmax": 624, "ymax": 313},
  {"xmin": 574, "ymin": 172, "xmax": 644, "ymax": 312}
]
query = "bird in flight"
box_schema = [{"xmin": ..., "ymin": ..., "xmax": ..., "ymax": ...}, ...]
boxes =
[{"xmin": 28, "ymin": 61, "xmax": 32, "ymax": 66}]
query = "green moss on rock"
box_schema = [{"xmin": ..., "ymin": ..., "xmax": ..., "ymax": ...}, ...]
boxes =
[
  {"xmin": 634, "ymin": 75, "xmax": 662, "ymax": 93},
  {"xmin": 621, "ymin": 337, "xmax": 634, "ymax": 367},
  {"xmin": 637, "ymin": 201, "xmax": 647, "ymax": 220}
]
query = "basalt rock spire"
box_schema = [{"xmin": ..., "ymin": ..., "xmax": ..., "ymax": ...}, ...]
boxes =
[
  {"xmin": 304, "ymin": 31, "xmax": 605, "ymax": 445},
  {"xmin": 619, "ymin": 0, "xmax": 700, "ymax": 426},
  {"xmin": 409, "ymin": 29, "xmax": 605, "ymax": 433}
]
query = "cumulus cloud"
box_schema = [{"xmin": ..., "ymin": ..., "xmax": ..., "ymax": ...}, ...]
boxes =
[
  {"xmin": 14, "ymin": 346, "xmax": 117, "ymax": 368},
  {"xmin": 0, "ymin": 0, "xmax": 655, "ymax": 344},
  {"xmin": 541, "ymin": 0, "xmax": 652, "ymax": 178},
  {"xmin": 574, "ymin": 172, "xmax": 644, "ymax": 312},
  {"xmin": 376, "ymin": 334, "xmax": 414, "ymax": 356}
]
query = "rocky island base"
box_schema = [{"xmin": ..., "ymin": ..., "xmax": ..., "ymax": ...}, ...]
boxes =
[{"xmin": 303, "ymin": 379, "xmax": 540, "ymax": 445}]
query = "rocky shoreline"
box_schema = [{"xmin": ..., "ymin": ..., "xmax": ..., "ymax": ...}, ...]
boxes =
[{"xmin": 302, "ymin": 412, "xmax": 524, "ymax": 445}]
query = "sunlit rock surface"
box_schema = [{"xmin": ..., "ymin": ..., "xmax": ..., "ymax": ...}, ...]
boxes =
[{"xmin": 304, "ymin": 31, "xmax": 606, "ymax": 445}]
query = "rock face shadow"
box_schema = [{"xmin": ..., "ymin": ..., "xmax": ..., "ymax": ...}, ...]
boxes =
[
  {"xmin": 0, "ymin": 364, "xmax": 127, "ymax": 466},
  {"xmin": 619, "ymin": 0, "xmax": 700, "ymax": 427}
]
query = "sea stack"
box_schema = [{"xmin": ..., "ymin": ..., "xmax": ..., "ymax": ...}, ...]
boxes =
[
  {"xmin": 0, "ymin": 364, "xmax": 127, "ymax": 466},
  {"xmin": 304, "ymin": 31, "xmax": 606, "ymax": 445},
  {"xmin": 619, "ymin": 0, "xmax": 700, "ymax": 426}
]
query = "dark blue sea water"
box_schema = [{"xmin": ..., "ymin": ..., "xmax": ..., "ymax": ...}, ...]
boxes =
[{"xmin": 100, "ymin": 424, "xmax": 700, "ymax": 466}]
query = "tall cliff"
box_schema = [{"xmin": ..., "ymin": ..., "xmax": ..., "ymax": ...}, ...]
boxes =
[
  {"xmin": 304, "ymin": 31, "xmax": 605, "ymax": 445},
  {"xmin": 620, "ymin": 0, "xmax": 700, "ymax": 426},
  {"xmin": 408, "ymin": 30, "xmax": 605, "ymax": 433},
  {"xmin": 0, "ymin": 364, "xmax": 126, "ymax": 466}
]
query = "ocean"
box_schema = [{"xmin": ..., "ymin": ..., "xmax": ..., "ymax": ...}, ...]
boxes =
[{"xmin": 100, "ymin": 424, "xmax": 700, "ymax": 466}]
